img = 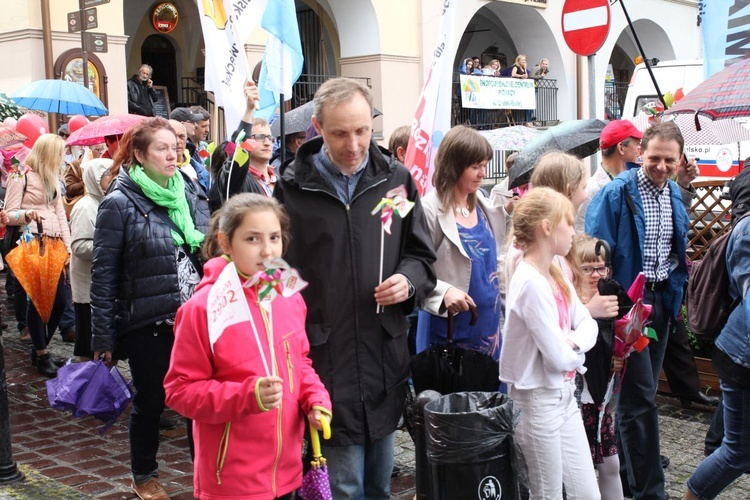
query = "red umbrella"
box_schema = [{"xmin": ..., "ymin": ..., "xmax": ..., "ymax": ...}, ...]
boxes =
[
  {"xmin": 665, "ymin": 58, "xmax": 750, "ymax": 123},
  {"xmin": 65, "ymin": 114, "xmax": 145, "ymax": 146}
]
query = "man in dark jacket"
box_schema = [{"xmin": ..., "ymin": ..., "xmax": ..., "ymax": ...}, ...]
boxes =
[
  {"xmin": 127, "ymin": 64, "xmax": 159, "ymax": 117},
  {"xmin": 274, "ymin": 78, "xmax": 436, "ymax": 499}
]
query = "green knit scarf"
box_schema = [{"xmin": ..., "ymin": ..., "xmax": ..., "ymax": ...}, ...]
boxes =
[{"xmin": 129, "ymin": 165, "xmax": 204, "ymax": 252}]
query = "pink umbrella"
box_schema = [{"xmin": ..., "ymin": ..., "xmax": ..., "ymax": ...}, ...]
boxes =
[{"xmin": 65, "ymin": 114, "xmax": 145, "ymax": 146}]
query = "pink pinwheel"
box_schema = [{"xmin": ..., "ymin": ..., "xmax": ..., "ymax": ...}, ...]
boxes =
[
  {"xmin": 613, "ymin": 272, "xmax": 653, "ymax": 358},
  {"xmin": 371, "ymin": 185, "xmax": 415, "ymax": 313}
]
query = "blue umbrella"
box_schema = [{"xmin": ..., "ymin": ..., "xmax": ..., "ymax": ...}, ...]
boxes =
[{"xmin": 12, "ymin": 79, "xmax": 107, "ymax": 116}]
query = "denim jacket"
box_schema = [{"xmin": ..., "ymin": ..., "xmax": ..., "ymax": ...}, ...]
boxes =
[{"xmin": 716, "ymin": 216, "xmax": 750, "ymax": 369}]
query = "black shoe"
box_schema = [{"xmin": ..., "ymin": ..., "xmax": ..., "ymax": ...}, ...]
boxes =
[
  {"xmin": 61, "ymin": 328, "xmax": 76, "ymax": 343},
  {"xmin": 159, "ymin": 417, "xmax": 176, "ymax": 430},
  {"xmin": 661, "ymin": 454, "xmax": 670, "ymax": 469},
  {"xmin": 31, "ymin": 350, "xmax": 67, "ymax": 368},
  {"xmin": 36, "ymin": 354, "xmax": 59, "ymax": 378},
  {"xmin": 679, "ymin": 392, "xmax": 720, "ymax": 409}
]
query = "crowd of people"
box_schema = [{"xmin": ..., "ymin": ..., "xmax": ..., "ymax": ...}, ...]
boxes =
[{"xmin": 0, "ymin": 68, "xmax": 746, "ymax": 500}]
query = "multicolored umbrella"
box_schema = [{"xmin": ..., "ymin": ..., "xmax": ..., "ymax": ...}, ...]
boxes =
[
  {"xmin": 479, "ymin": 125, "xmax": 539, "ymax": 151},
  {"xmin": 65, "ymin": 114, "xmax": 145, "ymax": 146},
  {"xmin": 664, "ymin": 57, "xmax": 750, "ymax": 122},
  {"xmin": 0, "ymin": 92, "xmax": 24, "ymax": 121},
  {"xmin": 629, "ymin": 111, "xmax": 750, "ymax": 146},
  {"xmin": 12, "ymin": 79, "xmax": 107, "ymax": 116}
]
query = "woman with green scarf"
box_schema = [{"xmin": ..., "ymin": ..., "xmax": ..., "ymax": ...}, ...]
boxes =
[{"xmin": 90, "ymin": 117, "xmax": 209, "ymax": 500}]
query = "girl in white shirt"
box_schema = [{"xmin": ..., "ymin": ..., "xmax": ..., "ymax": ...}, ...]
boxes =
[{"xmin": 499, "ymin": 187, "xmax": 600, "ymax": 499}]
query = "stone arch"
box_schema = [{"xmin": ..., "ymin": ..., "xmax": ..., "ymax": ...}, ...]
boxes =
[{"xmin": 316, "ymin": 0, "xmax": 379, "ymax": 58}]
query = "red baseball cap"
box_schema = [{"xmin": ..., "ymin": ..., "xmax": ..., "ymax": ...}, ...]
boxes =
[{"xmin": 600, "ymin": 120, "xmax": 643, "ymax": 149}]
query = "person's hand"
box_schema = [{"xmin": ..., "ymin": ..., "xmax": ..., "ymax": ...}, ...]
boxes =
[
  {"xmin": 611, "ymin": 356, "xmax": 625, "ymax": 373},
  {"xmin": 677, "ymin": 155, "xmax": 699, "ymax": 189},
  {"xmin": 443, "ymin": 286, "xmax": 476, "ymax": 315},
  {"xmin": 146, "ymin": 78, "xmax": 153, "ymax": 88},
  {"xmin": 504, "ymin": 196, "xmax": 518, "ymax": 215},
  {"xmin": 307, "ymin": 409, "xmax": 331, "ymax": 431},
  {"xmin": 257, "ymin": 376, "xmax": 284, "ymax": 409},
  {"xmin": 585, "ymin": 293, "xmax": 619, "ymax": 319},
  {"xmin": 24, "ymin": 210, "xmax": 43, "ymax": 223},
  {"xmin": 244, "ymin": 80, "xmax": 259, "ymax": 112},
  {"xmin": 0, "ymin": 210, "xmax": 8, "ymax": 227},
  {"xmin": 374, "ymin": 273, "xmax": 411, "ymax": 306},
  {"xmin": 93, "ymin": 350, "xmax": 112, "ymax": 363}
]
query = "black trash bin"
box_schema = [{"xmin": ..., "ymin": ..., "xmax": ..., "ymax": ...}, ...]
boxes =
[{"xmin": 424, "ymin": 391, "xmax": 526, "ymax": 500}]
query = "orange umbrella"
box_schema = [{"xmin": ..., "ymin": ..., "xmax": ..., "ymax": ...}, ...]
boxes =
[{"xmin": 6, "ymin": 227, "xmax": 67, "ymax": 323}]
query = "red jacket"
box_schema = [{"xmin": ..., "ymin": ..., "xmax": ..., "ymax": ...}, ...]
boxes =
[{"xmin": 164, "ymin": 257, "xmax": 331, "ymax": 499}]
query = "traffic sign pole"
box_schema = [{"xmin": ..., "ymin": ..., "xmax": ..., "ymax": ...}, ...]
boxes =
[{"xmin": 79, "ymin": 0, "xmax": 89, "ymax": 94}]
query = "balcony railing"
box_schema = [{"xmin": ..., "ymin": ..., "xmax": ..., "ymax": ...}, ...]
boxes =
[{"xmin": 452, "ymin": 77, "xmax": 559, "ymax": 130}]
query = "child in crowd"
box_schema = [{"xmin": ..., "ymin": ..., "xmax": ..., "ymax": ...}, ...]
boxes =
[
  {"xmin": 164, "ymin": 193, "xmax": 331, "ymax": 500},
  {"xmin": 572, "ymin": 234, "xmax": 624, "ymax": 500},
  {"xmin": 499, "ymin": 187, "xmax": 600, "ymax": 499}
]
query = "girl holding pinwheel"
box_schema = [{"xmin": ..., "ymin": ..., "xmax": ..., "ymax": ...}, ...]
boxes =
[
  {"xmin": 417, "ymin": 125, "xmax": 507, "ymax": 377},
  {"xmin": 164, "ymin": 193, "xmax": 331, "ymax": 500}
]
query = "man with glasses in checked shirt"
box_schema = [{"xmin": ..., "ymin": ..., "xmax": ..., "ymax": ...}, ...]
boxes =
[{"xmin": 586, "ymin": 121, "xmax": 691, "ymax": 499}]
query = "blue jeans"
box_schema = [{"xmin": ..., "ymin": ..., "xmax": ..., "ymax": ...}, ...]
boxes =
[
  {"xmin": 616, "ymin": 288, "xmax": 670, "ymax": 499},
  {"xmin": 322, "ymin": 432, "xmax": 395, "ymax": 500},
  {"xmin": 687, "ymin": 381, "xmax": 750, "ymax": 499}
]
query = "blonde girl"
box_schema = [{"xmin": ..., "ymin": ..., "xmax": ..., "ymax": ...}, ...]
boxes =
[
  {"xmin": 572, "ymin": 234, "xmax": 624, "ymax": 500},
  {"xmin": 499, "ymin": 187, "xmax": 600, "ymax": 499}
]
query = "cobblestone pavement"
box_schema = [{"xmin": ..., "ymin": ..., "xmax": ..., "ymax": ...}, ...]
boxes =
[{"xmin": 1, "ymin": 289, "xmax": 749, "ymax": 498}]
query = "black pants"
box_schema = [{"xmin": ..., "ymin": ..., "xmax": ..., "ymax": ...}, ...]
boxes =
[
  {"xmin": 124, "ymin": 323, "xmax": 174, "ymax": 480},
  {"xmin": 6, "ymin": 268, "xmax": 27, "ymax": 332},
  {"xmin": 26, "ymin": 271, "xmax": 69, "ymax": 351}
]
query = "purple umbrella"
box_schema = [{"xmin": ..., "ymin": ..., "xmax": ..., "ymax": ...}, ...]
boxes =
[{"xmin": 298, "ymin": 417, "xmax": 332, "ymax": 500}]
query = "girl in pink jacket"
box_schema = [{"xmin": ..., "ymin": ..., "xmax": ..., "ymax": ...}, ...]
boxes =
[{"xmin": 165, "ymin": 193, "xmax": 331, "ymax": 500}]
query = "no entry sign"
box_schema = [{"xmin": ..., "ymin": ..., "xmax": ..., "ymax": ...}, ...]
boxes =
[{"xmin": 562, "ymin": 0, "xmax": 611, "ymax": 56}]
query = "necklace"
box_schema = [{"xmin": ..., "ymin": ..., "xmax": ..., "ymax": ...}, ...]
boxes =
[{"xmin": 454, "ymin": 206, "xmax": 470, "ymax": 218}]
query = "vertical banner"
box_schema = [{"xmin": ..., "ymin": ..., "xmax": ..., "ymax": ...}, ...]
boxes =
[
  {"xmin": 701, "ymin": 0, "xmax": 750, "ymax": 79},
  {"xmin": 197, "ymin": 0, "xmax": 268, "ymax": 134},
  {"xmin": 403, "ymin": 1, "xmax": 457, "ymax": 196}
]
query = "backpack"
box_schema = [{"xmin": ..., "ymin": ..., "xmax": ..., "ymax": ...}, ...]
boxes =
[{"xmin": 686, "ymin": 214, "xmax": 750, "ymax": 338}]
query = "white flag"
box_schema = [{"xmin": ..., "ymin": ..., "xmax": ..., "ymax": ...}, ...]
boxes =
[
  {"xmin": 403, "ymin": 1, "xmax": 457, "ymax": 195},
  {"xmin": 197, "ymin": 0, "xmax": 268, "ymax": 134}
]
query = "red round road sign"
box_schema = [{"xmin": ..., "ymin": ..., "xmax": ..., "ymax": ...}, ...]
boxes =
[{"xmin": 562, "ymin": 0, "xmax": 611, "ymax": 56}]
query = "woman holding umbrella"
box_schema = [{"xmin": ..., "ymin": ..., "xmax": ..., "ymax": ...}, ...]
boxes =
[
  {"xmin": 4, "ymin": 133, "xmax": 72, "ymax": 378},
  {"xmin": 90, "ymin": 117, "xmax": 208, "ymax": 499},
  {"xmin": 416, "ymin": 126, "xmax": 507, "ymax": 385}
]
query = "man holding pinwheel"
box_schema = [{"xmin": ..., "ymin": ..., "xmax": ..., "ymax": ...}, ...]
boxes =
[{"xmin": 274, "ymin": 77, "xmax": 435, "ymax": 499}]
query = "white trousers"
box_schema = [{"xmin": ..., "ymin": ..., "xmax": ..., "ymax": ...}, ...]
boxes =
[{"xmin": 510, "ymin": 382, "xmax": 601, "ymax": 500}]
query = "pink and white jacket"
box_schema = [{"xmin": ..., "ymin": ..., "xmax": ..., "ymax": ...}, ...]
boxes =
[{"xmin": 164, "ymin": 256, "xmax": 331, "ymax": 500}]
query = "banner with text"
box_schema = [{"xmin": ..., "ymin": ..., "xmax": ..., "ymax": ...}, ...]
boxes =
[
  {"xmin": 459, "ymin": 75, "xmax": 535, "ymax": 110},
  {"xmin": 700, "ymin": 0, "xmax": 750, "ymax": 79}
]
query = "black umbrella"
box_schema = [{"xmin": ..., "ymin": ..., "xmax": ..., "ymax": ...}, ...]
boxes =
[
  {"xmin": 509, "ymin": 118, "xmax": 608, "ymax": 188},
  {"xmin": 583, "ymin": 240, "xmax": 634, "ymax": 405},
  {"xmin": 410, "ymin": 307, "xmax": 500, "ymax": 396},
  {"xmin": 270, "ymin": 101, "xmax": 383, "ymax": 137}
]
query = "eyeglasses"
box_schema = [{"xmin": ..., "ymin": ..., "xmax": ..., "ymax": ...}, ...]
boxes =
[
  {"xmin": 581, "ymin": 265, "xmax": 610, "ymax": 277},
  {"xmin": 251, "ymin": 134, "xmax": 274, "ymax": 143}
]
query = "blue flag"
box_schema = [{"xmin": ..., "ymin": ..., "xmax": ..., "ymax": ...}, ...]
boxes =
[
  {"xmin": 701, "ymin": 0, "xmax": 750, "ymax": 79},
  {"xmin": 256, "ymin": 0, "xmax": 304, "ymax": 121}
]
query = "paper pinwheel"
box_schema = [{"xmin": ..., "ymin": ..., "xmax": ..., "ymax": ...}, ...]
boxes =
[{"xmin": 371, "ymin": 186, "xmax": 414, "ymax": 313}]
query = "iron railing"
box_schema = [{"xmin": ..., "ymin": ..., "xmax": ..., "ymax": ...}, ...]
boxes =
[
  {"xmin": 452, "ymin": 77, "xmax": 559, "ymax": 130},
  {"xmin": 604, "ymin": 81, "xmax": 629, "ymax": 120}
]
